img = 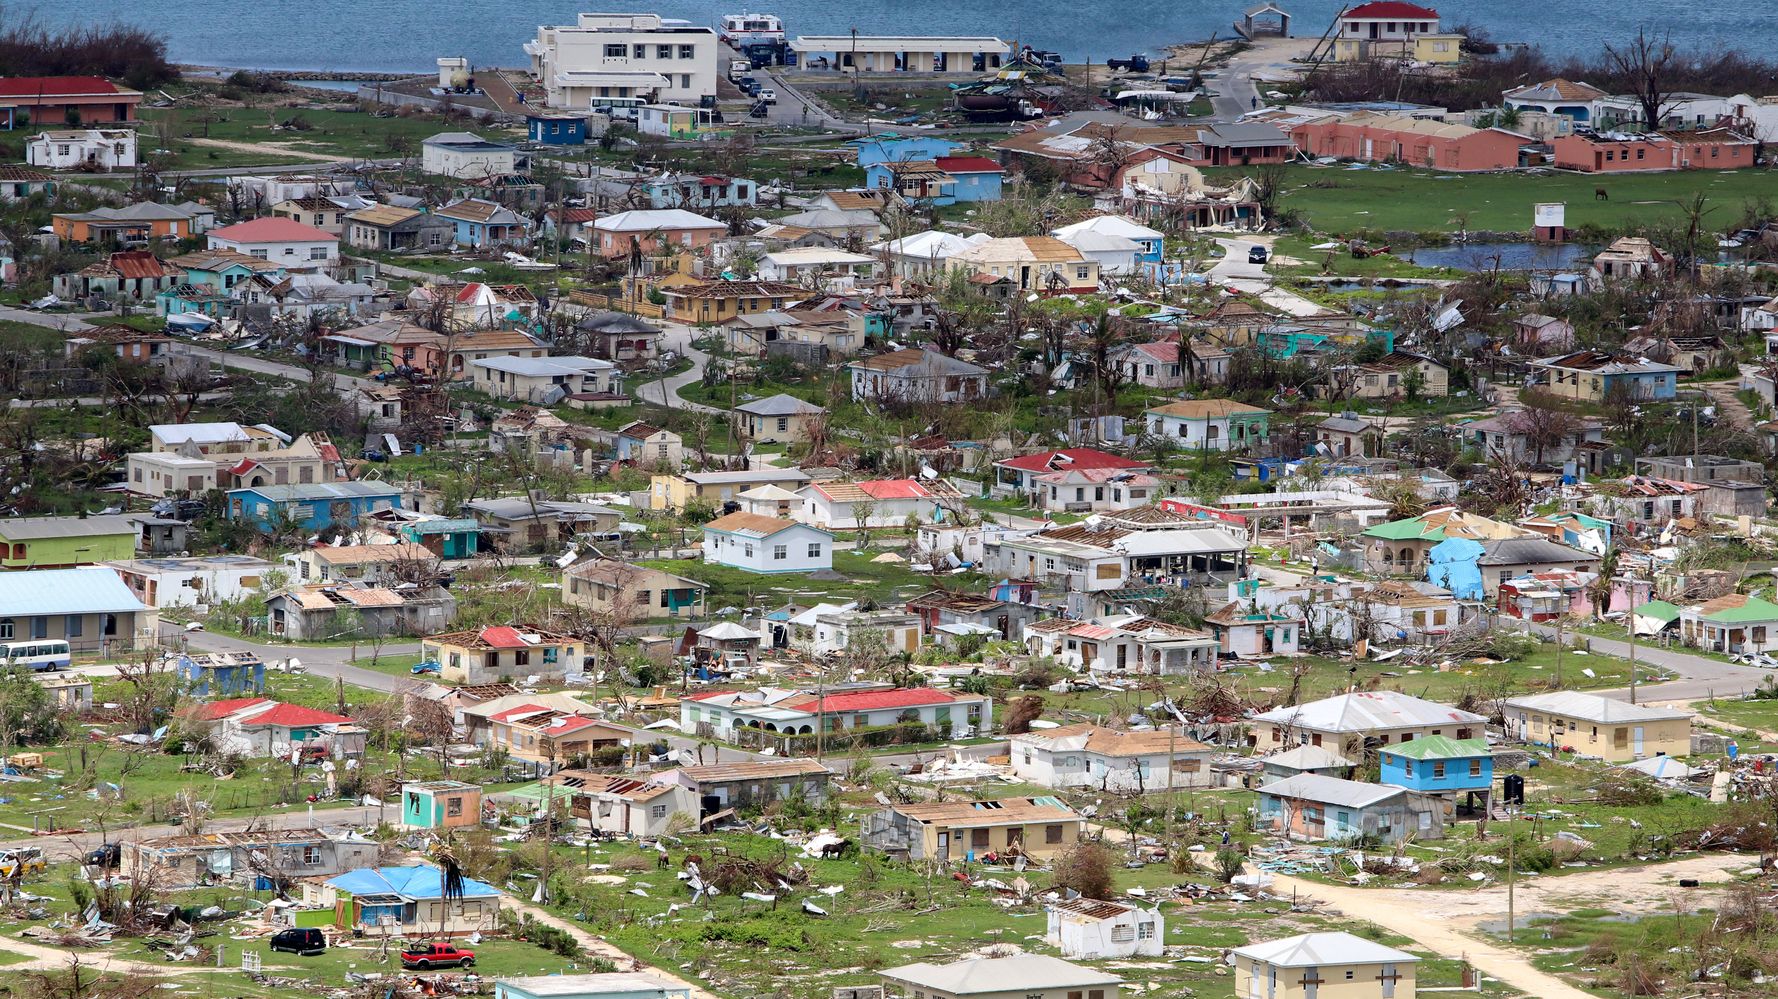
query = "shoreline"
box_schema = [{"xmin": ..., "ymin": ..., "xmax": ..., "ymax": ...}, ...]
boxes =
[{"xmin": 176, "ymin": 63, "xmax": 423, "ymax": 81}]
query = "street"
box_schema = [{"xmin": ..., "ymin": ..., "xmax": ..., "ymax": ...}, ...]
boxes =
[{"xmin": 1515, "ymin": 619, "xmax": 1770, "ymax": 702}]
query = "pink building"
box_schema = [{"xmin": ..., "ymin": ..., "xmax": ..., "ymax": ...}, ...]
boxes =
[
  {"xmin": 591, "ymin": 208, "xmax": 727, "ymax": 261},
  {"xmin": 1289, "ymin": 112, "xmax": 1526, "ymax": 172},
  {"xmin": 1551, "ymin": 128, "xmax": 1756, "ymax": 172},
  {"xmin": 1497, "ymin": 570, "xmax": 1596, "ymax": 622}
]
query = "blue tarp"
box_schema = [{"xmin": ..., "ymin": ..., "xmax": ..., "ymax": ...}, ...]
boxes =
[
  {"xmin": 325, "ymin": 865, "xmax": 500, "ymax": 899},
  {"xmin": 1425, "ymin": 537, "xmax": 1485, "ymax": 600}
]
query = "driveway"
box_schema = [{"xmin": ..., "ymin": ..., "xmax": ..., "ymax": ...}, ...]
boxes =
[
  {"xmin": 1208, "ymin": 36, "xmax": 1316, "ymax": 121},
  {"xmin": 634, "ymin": 325, "xmax": 725, "ymax": 416}
]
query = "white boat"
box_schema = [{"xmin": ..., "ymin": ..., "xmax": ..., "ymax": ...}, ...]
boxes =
[{"xmin": 719, "ymin": 12, "xmax": 785, "ymax": 48}]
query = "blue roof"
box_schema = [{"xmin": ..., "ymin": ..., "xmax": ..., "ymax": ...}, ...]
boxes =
[
  {"xmin": 228, "ymin": 482, "xmax": 402, "ymax": 503},
  {"xmin": 325, "ymin": 865, "xmax": 500, "ymax": 900},
  {"xmin": 0, "ymin": 567, "xmax": 147, "ymax": 616}
]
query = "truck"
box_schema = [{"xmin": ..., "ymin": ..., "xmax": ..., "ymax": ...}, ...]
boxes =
[
  {"xmin": 728, "ymin": 59, "xmax": 750, "ymax": 81},
  {"xmin": 1106, "ymin": 54, "xmax": 1151, "ymax": 73},
  {"xmin": 400, "ymin": 943, "xmax": 476, "ymax": 969}
]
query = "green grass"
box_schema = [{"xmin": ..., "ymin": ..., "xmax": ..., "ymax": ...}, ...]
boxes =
[
  {"xmin": 642, "ymin": 550, "xmax": 982, "ymax": 611},
  {"xmin": 140, "ymin": 105, "xmax": 494, "ymax": 168},
  {"xmin": 1695, "ymin": 696, "xmax": 1778, "ymax": 736},
  {"xmin": 1209, "ymin": 162, "xmax": 1778, "ymax": 236}
]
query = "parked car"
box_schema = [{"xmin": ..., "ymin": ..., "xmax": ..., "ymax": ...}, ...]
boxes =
[
  {"xmin": 85, "ymin": 843, "xmax": 122, "ymax": 869},
  {"xmin": 270, "ymin": 928, "xmax": 327, "ymax": 957},
  {"xmin": 1247, "ymin": 245, "xmax": 1269, "ymax": 264},
  {"xmin": 758, "ymin": 89, "xmax": 777, "ymax": 104},
  {"xmin": 401, "ymin": 943, "xmax": 475, "ymax": 969},
  {"xmin": 360, "ymin": 448, "xmax": 388, "ymax": 462}
]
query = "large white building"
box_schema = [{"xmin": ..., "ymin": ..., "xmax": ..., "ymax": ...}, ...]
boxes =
[
  {"xmin": 420, "ymin": 132, "xmax": 522, "ymax": 179},
  {"xmin": 701, "ymin": 511, "xmax": 833, "ymax": 575},
  {"xmin": 206, "ymin": 217, "xmax": 340, "ymax": 266},
  {"xmin": 1011, "ymin": 724, "xmax": 1214, "ymax": 793},
  {"xmin": 526, "ymin": 13, "xmax": 719, "ymax": 108},
  {"xmin": 27, "ymin": 129, "xmax": 136, "ymax": 171}
]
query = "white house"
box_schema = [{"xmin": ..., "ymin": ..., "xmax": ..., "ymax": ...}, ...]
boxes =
[
  {"xmin": 1053, "ymin": 215, "xmax": 1164, "ymax": 259},
  {"xmin": 1031, "ymin": 468, "xmax": 1161, "ymax": 514},
  {"xmin": 871, "ymin": 230, "xmax": 991, "ymax": 280},
  {"xmin": 527, "ymin": 12, "xmax": 720, "ymax": 107},
  {"xmin": 206, "ymin": 217, "xmax": 340, "ymax": 266},
  {"xmin": 702, "ymin": 511, "xmax": 834, "ymax": 574},
  {"xmin": 1143, "ymin": 399, "xmax": 1271, "ymax": 451},
  {"xmin": 105, "ymin": 555, "xmax": 276, "ymax": 610},
  {"xmin": 797, "ymin": 478, "xmax": 964, "ymax": 530},
  {"xmin": 757, "ymin": 247, "xmax": 880, "ymax": 289},
  {"xmin": 1011, "ymin": 723, "xmax": 1214, "ymax": 792},
  {"xmin": 470, "ymin": 355, "xmax": 620, "ymax": 403},
  {"xmin": 809, "ymin": 608, "xmax": 923, "ymax": 657},
  {"xmin": 421, "ymin": 132, "xmax": 522, "ymax": 179},
  {"xmin": 1023, "ymin": 614, "xmax": 1222, "ymax": 677},
  {"xmin": 1052, "ymin": 230, "xmax": 1140, "ymax": 276},
  {"xmin": 848, "ymin": 348, "xmax": 990, "ymax": 404},
  {"xmin": 1046, "ymin": 898, "xmax": 1164, "ymax": 960},
  {"xmin": 27, "ymin": 128, "xmax": 136, "ymax": 170}
]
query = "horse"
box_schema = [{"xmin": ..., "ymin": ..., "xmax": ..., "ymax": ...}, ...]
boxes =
[{"xmin": 1595, "ymin": 187, "xmax": 1609, "ymax": 201}]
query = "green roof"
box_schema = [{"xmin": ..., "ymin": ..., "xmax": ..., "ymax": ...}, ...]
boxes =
[
  {"xmin": 1633, "ymin": 600, "xmax": 1682, "ymax": 624},
  {"xmin": 1362, "ymin": 516, "xmax": 1446, "ymax": 542},
  {"xmin": 1697, "ymin": 594, "xmax": 1778, "ymax": 624},
  {"xmin": 1386, "ymin": 735, "xmax": 1490, "ymax": 760}
]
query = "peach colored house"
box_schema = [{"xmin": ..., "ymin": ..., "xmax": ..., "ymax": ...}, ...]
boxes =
[
  {"xmin": 592, "ymin": 208, "xmax": 727, "ymax": 261},
  {"xmin": 1551, "ymin": 127, "xmax": 1756, "ymax": 172},
  {"xmin": 1290, "ymin": 113, "xmax": 1527, "ymax": 172}
]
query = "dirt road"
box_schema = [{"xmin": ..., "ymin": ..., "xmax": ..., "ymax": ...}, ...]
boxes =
[
  {"xmin": 1263, "ymin": 852, "xmax": 1753, "ymax": 999},
  {"xmin": 500, "ymin": 893, "xmax": 720, "ymax": 999},
  {"xmin": 181, "ymin": 137, "xmax": 352, "ymax": 163}
]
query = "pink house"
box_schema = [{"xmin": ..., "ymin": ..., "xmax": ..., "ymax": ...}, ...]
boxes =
[
  {"xmin": 1290, "ymin": 112, "xmax": 1526, "ymax": 172},
  {"xmin": 1551, "ymin": 127, "xmax": 1756, "ymax": 173},
  {"xmin": 591, "ymin": 208, "xmax": 727, "ymax": 261},
  {"xmin": 1497, "ymin": 570, "xmax": 1596, "ymax": 621}
]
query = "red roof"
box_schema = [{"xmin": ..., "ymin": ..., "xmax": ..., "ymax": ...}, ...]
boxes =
[
  {"xmin": 860, "ymin": 479, "xmax": 931, "ymax": 500},
  {"xmin": 489, "ymin": 703, "xmax": 551, "ymax": 722},
  {"xmin": 110, "ymin": 250, "xmax": 167, "ymax": 280},
  {"xmin": 194, "ymin": 697, "xmax": 271, "ymax": 721},
  {"xmin": 684, "ymin": 690, "xmax": 735, "ymax": 701},
  {"xmin": 208, "ymin": 217, "xmax": 338, "ymax": 244},
  {"xmin": 935, "ymin": 156, "xmax": 1005, "ymax": 174},
  {"xmin": 228, "ymin": 458, "xmax": 261, "ymax": 477},
  {"xmin": 551, "ymin": 207, "xmax": 599, "ymax": 223},
  {"xmin": 0, "ymin": 76, "xmax": 126, "ymax": 98},
  {"xmin": 1343, "ymin": 1, "xmax": 1439, "ymax": 18},
  {"xmin": 480, "ymin": 625, "xmax": 527, "ymax": 649},
  {"xmin": 237, "ymin": 703, "xmax": 352, "ymax": 728},
  {"xmin": 784, "ymin": 687, "xmax": 957, "ymax": 713},
  {"xmin": 997, "ymin": 449, "xmax": 1150, "ymax": 473}
]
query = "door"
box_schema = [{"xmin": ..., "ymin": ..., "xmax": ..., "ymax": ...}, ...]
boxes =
[
  {"xmin": 936, "ymin": 831, "xmax": 949, "ymax": 860},
  {"xmin": 1633, "ymin": 726, "xmax": 1644, "ymax": 756}
]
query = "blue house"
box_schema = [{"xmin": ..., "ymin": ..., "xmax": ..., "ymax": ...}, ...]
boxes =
[
  {"xmin": 226, "ymin": 482, "xmax": 406, "ymax": 534},
  {"xmin": 1258, "ymin": 324, "xmax": 1395, "ymax": 361},
  {"xmin": 853, "ymin": 135, "xmax": 962, "ymax": 171},
  {"xmin": 644, "ymin": 173, "xmax": 758, "ymax": 210},
  {"xmin": 1380, "ymin": 736, "xmax": 1492, "ymax": 806},
  {"xmin": 1257, "ymin": 772, "xmax": 1443, "ymax": 843},
  {"xmin": 527, "ymin": 114, "xmax": 588, "ymax": 145},
  {"xmin": 158, "ymin": 251, "xmax": 285, "ymax": 318},
  {"xmin": 321, "ymin": 865, "xmax": 501, "ymax": 936},
  {"xmin": 1530, "ymin": 350, "xmax": 1681, "ymax": 403},
  {"xmin": 433, "ymin": 197, "xmax": 532, "ymax": 249},
  {"xmin": 178, "ymin": 652, "xmax": 266, "ymax": 696},
  {"xmin": 393, "ymin": 517, "xmax": 481, "ymax": 558}
]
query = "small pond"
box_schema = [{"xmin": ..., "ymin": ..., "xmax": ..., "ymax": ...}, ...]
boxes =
[{"xmin": 1401, "ymin": 241, "xmax": 1597, "ymax": 272}]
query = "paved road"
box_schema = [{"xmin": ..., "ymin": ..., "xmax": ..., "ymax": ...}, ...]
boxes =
[
  {"xmin": 1517, "ymin": 619, "xmax": 1770, "ymax": 702},
  {"xmin": 634, "ymin": 325, "xmax": 725, "ymax": 416},
  {"xmin": 163, "ymin": 623, "xmax": 418, "ymax": 694},
  {"xmin": 170, "ymin": 342, "xmax": 382, "ymax": 398},
  {"xmin": 0, "ymin": 306, "xmax": 99, "ymax": 331},
  {"xmin": 1207, "ymin": 36, "xmax": 1316, "ymax": 121}
]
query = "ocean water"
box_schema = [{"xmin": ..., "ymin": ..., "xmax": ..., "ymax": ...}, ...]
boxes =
[{"xmin": 41, "ymin": 1, "xmax": 1777, "ymax": 72}]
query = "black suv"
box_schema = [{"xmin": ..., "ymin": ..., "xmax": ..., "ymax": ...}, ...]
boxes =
[{"xmin": 269, "ymin": 928, "xmax": 326, "ymax": 956}]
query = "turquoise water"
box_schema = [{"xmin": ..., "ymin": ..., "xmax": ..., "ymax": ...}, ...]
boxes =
[{"xmin": 34, "ymin": 0, "xmax": 1777, "ymax": 72}]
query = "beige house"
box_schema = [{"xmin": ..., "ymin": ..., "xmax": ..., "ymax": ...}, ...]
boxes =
[
  {"xmin": 733, "ymin": 393, "xmax": 827, "ymax": 443},
  {"xmin": 946, "ymin": 236, "xmax": 1100, "ymax": 295},
  {"xmin": 882, "ymin": 955, "xmax": 1121, "ymax": 999},
  {"xmin": 1232, "ymin": 932, "xmax": 1419, "ymax": 999},
  {"xmin": 860, "ymin": 797, "xmax": 1085, "ymax": 862},
  {"xmin": 562, "ymin": 558, "xmax": 708, "ymax": 619},
  {"xmin": 648, "ymin": 468, "xmax": 812, "ymax": 512},
  {"xmin": 1502, "ymin": 692, "xmax": 1692, "ymax": 762},
  {"xmin": 1341, "ymin": 352, "xmax": 1450, "ymax": 399},
  {"xmin": 294, "ymin": 543, "xmax": 436, "ymax": 584}
]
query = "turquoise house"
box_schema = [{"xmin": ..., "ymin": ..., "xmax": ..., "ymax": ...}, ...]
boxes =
[
  {"xmin": 1380, "ymin": 735, "xmax": 1492, "ymax": 811},
  {"xmin": 395, "ymin": 517, "xmax": 481, "ymax": 558},
  {"xmin": 226, "ymin": 482, "xmax": 406, "ymax": 533},
  {"xmin": 1257, "ymin": 325, "xmax": 1394, "ymax": 360},
  {"xmin": 400, "ymin": 780, "xmax": 483, "ymax": 829}
]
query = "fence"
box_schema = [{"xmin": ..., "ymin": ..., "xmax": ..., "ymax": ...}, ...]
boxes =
[{"xmin": 567, "ymin": 290, "xmax": 665, "ymax": 320}]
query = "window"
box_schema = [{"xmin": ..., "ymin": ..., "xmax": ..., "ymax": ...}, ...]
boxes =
[
  {"xmin": 514, "ymin": 650, "xmax": 530, "ymax": 666},
  {"xmin": 1045, "ymin": 823, "xmax": 1063, "ymax": 843},
  {"xmin": 651, "ymin": 804, "xmax": 667, "ymax": 818},
  {"xmin": 772, "ymin": 544, "xmax": 788, "ymax": 561},
  {"xmin": 776, "ymin": 416, "xmax": 789, "ymax": 431},
  {"xmin": 308, "ymin": 246, "xmax": 328, "ymax": 260},
  {"xmin": 807, "ymin": 543, "xmax": 823, "ymax": 558},
  {"xmin": 679, "ymin": 44, "xmax": 695, "ymax": 58},
  {"xmin": 680, "ymin": 74, "xmax": 692, "ymax": 89},
  {"xmin": 1469, "ymin": 759, "xmax": 1483, "ymax": 777},
  {"xmin": 632, "ymin": 44, "xmax": 647, "ymax": 58},
  {"xmin": 303, "ymin": 845, "xmax": 323, "ymax": 864},
  {"xmin": 65, "ymin": 615, "xmax": 82, "ymax": 638},
  {"xmin": 249, "ymin": 249, "xmax": 269, "ymax": 260},
  {"xmin": 1075, "ymin": 265, "xmax": 1089, "ymax": 280},
  {"xmin": 743, "ymin": 543, "xmax": 755, "ymax": 558},
  {"xmin": 1432, "ymin": 761, "xmax": 1446, "ymax": 778},
  {"xmin": 657, "ymin": 44, "xmax": 672, "ymax": 58},
  {"xmin": 605, "ymin": 43, "xmax": 626, "ymax": 57}
]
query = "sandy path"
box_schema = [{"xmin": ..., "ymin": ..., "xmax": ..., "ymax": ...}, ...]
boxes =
[
  {"xmin": 181, "ymin": 137, "xmax": 349, "ymax": 162},
  {"xmin": 1262, "ymin": 852, "xmax": 1753, "ymax": 999},
  {"xmin": 499, "ymin": 893, "xmax": 721, "ymax": 999}
]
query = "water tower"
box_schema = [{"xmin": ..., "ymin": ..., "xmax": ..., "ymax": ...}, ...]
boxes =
[{"xmin": 1533, "ymin": 202, "xmax": 1566, "ymax": 243}]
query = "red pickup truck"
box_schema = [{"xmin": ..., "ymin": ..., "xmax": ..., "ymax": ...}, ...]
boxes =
[{"xmin": 400, "ymin": 943, "xmax": 476, "ymax": 969}]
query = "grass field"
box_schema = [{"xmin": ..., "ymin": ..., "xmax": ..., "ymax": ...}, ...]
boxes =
[
  {"xmin": 642, "ymin": 550, "xmax": 982, "ymax": 611},
  {"xmin": 139, "ymin": 106, "xmax": 494, "ymax": 169},
  {"xmin": 1211, "ymin": 163, "xmax": 1778, "ymax": 236}
]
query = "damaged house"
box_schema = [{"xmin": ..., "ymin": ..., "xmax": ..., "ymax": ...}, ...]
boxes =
[{"xmin": 122, "ymin": 828, "xmax": 379, "ymax": 888}]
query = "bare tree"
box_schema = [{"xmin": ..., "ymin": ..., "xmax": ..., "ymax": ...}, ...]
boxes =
[{"xmin": 1603, "ymin": 28, "xmax": 1677, "ymax": 130}]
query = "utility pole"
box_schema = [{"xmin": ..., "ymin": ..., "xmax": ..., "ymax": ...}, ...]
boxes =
[
  {"xmin": 1629, "ymin": 586, "xmax": 1639, "ymax": 704},
  {"xmin": 1554, "ymin": 614, "xmax": 1564, "ymax": 687},
  {"xmin": 1505, "ymin": 801, "xmax": 1516, "ymax": 943}
]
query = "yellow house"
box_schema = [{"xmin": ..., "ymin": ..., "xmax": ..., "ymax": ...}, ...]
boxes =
[
  {"xmin": 1233, "ymin": 932, "xmax": 1419, "ymax": 999},
  {"xmin": 647, "ymin": 468, "xmax": 812, "ymax": 512},
  {"xmin": 1415, "ymin": 33, "xmax": 1464, "ymax": 63},
  {"xmin": 733, "ymin": 393, "xmax": 827, "ymax": 443},
  {"xmin": 861, "ymin": 797, "xmax": 1085, "ymax": 862},
  {"xmin": 662, "ymin": 278, "xmax": 806, "ymax": 325},
  {"xmin": 1344, "ymin": 352, "xmax": 1450, "ymax": 399},
  {"xmin": 1502, "ymin": 692, "xmax": 1692, "ymax": 762}
]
